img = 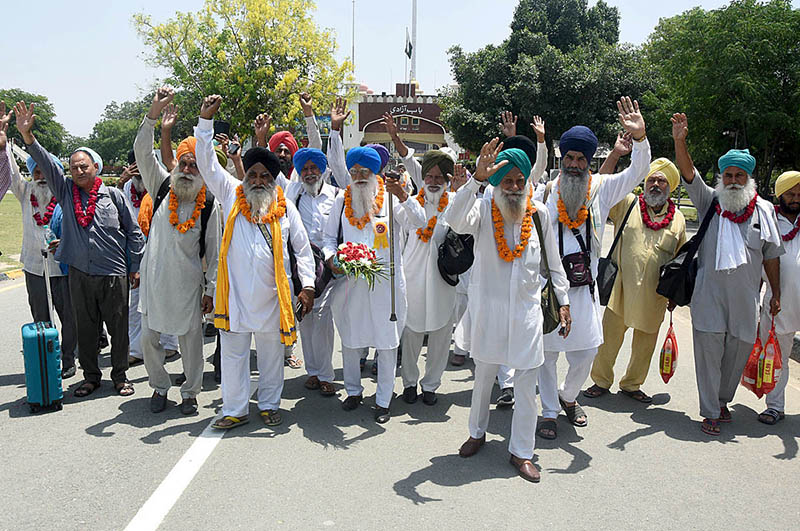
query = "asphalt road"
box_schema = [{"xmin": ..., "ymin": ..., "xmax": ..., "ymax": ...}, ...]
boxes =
[{"xmin": 1, "ymin": 230, "xmax": 799, "ymax": 530}]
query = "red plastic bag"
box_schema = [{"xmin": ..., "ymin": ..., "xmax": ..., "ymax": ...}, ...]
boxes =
[
  {"xmin": 760, "ymin": 319, "xmax": 783, "ymax": 395},
  {"xmin": 659, "ymin": 312, "xmax": 678, "ymax": 383},
  {"xmin": 741, "ymin": 324, "xmax": 764, "ymax": 398}
]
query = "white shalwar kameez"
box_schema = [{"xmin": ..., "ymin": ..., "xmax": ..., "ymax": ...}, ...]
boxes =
[
  {"xmin": 196, "ymin": 118, "xmax": 315, "ymax": 417},
  {"xmin": 446, "ymin": 177, "xmax": 570, "ymax": 460},
  {"xmin": 539, "ymin": 137, "xmax": 651, "ymax": 420}
]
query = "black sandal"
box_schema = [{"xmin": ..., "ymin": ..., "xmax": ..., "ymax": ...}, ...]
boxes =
[
  {"xmin": 559, "ymin": 396, "xmax": 588, "ymax": 427},
  {"xmin": 74, "ymin": 381, "xmax": 100, "ymax": 398},
  {"xmin": 583, "ymin": 384, "xmax": 609, "ymax": 398},
  {"xmin": 758, "ymin": 408, "xmax": 785, "ymax": 425},
  {"xmin": 620, "ymin": 389, "xmax": 652, "ymax": 403},
  {"xmin": 537, "ymin": 419, "xmax": 557, "ymax": 440}
]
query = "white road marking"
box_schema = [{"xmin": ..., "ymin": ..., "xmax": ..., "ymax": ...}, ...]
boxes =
[{"xmin": 0, "ymin": 281, "xmax": 24, "ymax": 294}]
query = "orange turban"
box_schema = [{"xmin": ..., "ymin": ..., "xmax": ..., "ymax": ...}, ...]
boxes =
[
  {"xmin": 176, "ymin": 137, "xmax": 197, "ymax": 161},
  {"xmin": 268, "ymin": 131, "xmax": 298, "ymax": 155}
]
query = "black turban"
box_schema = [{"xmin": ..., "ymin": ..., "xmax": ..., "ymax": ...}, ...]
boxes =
[
  {"xmin": 502, "ymin": 135, "xmax": 537, "ymax": 167},
  {"xmin": 243, "ymin": 147, "xmax": 281, "ymax": 179}
]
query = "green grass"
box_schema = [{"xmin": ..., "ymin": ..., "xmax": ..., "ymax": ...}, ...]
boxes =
[
  {"xmin": 0, "ymin": 196, "xmax": 23, "ymax": 267},
  {"xmin": 679, "ymin": 206, "xmax": 698, "ymax": 222}
]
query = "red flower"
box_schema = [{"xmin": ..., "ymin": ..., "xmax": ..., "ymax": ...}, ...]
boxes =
[
  {"xmin": 73, "ymin": 177, "xmax": 102, "ymax": 228},
  {"xmin": 30, "ymin": 194, "xmax": 58, "ymax": 226}
]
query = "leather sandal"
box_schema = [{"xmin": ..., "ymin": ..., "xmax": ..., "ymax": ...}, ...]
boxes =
[
  {"xmin": 212, "ymin": 415, "xmax": 249, "ymax": 430},
  {"xmin": 319, "ymin": 381, "xmax": 336, "ymax": 396}
]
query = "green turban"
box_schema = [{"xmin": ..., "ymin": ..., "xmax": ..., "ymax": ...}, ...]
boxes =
[
  {"xmin": 488, "ymin": 148, "xmax": 532, "ymax": 187},
  {"xmin": 421, "ymin": 150, "xmax": 455, "ymax": 180}
]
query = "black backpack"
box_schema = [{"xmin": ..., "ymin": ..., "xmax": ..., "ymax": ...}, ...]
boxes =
[
  {"xmin": 151, "ymin": 177, "xmax": 216, "ymax": 258},
  {"xmin": 437, "ymin": 228, "xmax": 474, "ymax": 286}
]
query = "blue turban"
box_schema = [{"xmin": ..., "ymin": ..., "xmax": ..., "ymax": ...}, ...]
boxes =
[
  {"xmin": 559, "ymin": 125, "xmax": 598, "ymax": 162},
  {"xmin": 27, "ymin": 153, "xmax": 64, "ymax": 175},
  {"xmin": 718, "ymin": 148, "xmax": 756, "ymax": 175},
  {"xmin": 346, "ymin": 146, "xmax": 382, "ymax": 175},
  {"xmin": 293, "ymin": 148, "xmax": 328, "ymax": 175},
  {"xmin": 366, "ymin": 144, "xmax": 390, "ymax": 172},
  {"xmin": 71, "ymin": 146, "xmax": 103, "ymax": 175},
  {"xmin": 488, "ymin": 148, "xmax": 533, "ymax": 187}
]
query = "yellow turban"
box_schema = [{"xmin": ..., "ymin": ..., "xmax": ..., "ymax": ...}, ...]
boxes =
[
  {"xmin": 774, "ymin": 171, "xmax": 800, "ymax": 199},
  {"xmin": 647, "ymin": 158, "xmax": 680, "ymax": 192}
]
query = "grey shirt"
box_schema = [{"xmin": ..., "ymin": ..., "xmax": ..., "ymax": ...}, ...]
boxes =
[
  {"xmin": 29, "ymin": 139, "xmax": 144, "ymax": 276},
  {"xmin": 685, "ymin": 169, "xmax": 783, "ymax": 340}
]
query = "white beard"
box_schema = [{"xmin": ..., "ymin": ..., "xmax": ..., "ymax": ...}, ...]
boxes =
[
  {"xmin": 244, "ymin": 178, "xmax": 277, "ymax": 218},
  {"xmin": 644, "ymin": 186, "xmax": 668, "ymax": 210},
  {"xmin": 32, "ymin": 181, "xmax": 53, "ymax": 208},
  {"xmin": 131, "ymin": 176, "xmax": 146, "ymax": 194},
  {"xmin": 495, "ymin": 188, "xmax": 527, "ymax": 223},
  {"xmin": 170, "ymin": 169, "xmax": 203, "ymax": 203},
  {"xmin": 350, "ymin": 175, "xmax": 378, "ymax": 219},
  {"xmin": 559, "ymin": 164, "xmax": 591, "ymax": 219},
  {"xmin": 423, "ymin": 183, "xmax": 444, "ymax": 207},
  {"xmin": 716, "ymin": 177, "xmax": 756, "ymax": 213},
  {"xmin": 302, "ymin": 177, "xmax": 322, "ymax": 197}
]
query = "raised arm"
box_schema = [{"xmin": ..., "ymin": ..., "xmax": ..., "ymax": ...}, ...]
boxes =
[
  {"xmin": 500, "ymin": 111, "xmax": 517, "ymax": 138},
  {"xmin": 598, "ymin": 132, "xmax": 632, "ymax": 175},
  {"xmin": 0, "ymin": 104, "xmax": 13, "ymax": 201},
  {"xmin": 195, "ymin": 95, "xmax": 238, "ymax": 201},
  {"xmin": 383, "ymin": 112, "xmax": 409, "ymax": 158},
  {"xmin": 160, "ymin": 102, "xmax": 178, "ymax": 172},
  {"xmin": 531, "ymin": 116, "xmax": 548, "ymax": 181},
  {"xmin": 137, "ymin": 88, "xmax": 174, "ymax": 195},
  {"xmin": 14, "ymin": 101, "xmax": 68, "ymax": 202},
  {"xmin": 300, "ymin": 93, "xmax": 322, "ymax": 150},
  {"xmin": 328, "ymin": 97, "xmax": 351, "ymax": 187},
  {"xmin": 254, "ymin": 113, "xmax": 271, "ymax": 148},
  {"xmin": 672, "ymin": 113, "xmax": 713, "ymax": 214}
]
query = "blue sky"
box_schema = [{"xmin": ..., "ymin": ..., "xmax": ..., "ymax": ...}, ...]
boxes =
[{"xmin": 4, "ymin": 0, "xmax": 798, "ymax": 136}]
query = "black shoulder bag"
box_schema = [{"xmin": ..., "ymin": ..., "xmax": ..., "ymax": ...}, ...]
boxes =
[
  {"xmin": 559, "ymin": 209, "xmax": 595, "ymax": 300},
  {"xmin": 151, "ymin": 177, "xmax": 216, "ymax": 258},
  {"xmin": 656, "ymin": 197, "xmax": 718, "ymax": 307},
  {"xmin": 596, "ymin": 199, "xmax": 637, "ymax": 306},
  {"xmin": 532, "ymin": 211, "xmax": 561, "ymax": 334},
  {"xmin": 286, "ymin": 190, "xmax": 335, "ymax": 297}
]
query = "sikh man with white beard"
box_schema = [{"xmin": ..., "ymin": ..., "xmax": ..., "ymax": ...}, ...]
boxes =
[
  {"xmin": 449, "ymin": 139, "xmax": 571, "ymax": 483},
  {"xmin": 672, "ymin": 113, "xmax": 783, "ymax": 436},
  {"xmin": 322, "ymin": 146, "xmax": 427, "ymax": 424},
  {"xmin": 537, "ymin": 97, "xmax": 651, "ymax": 441},
  {"xmin": 196, "ymin": 95, "xmax": 316, "ymax": 429},
  {"xmin": 134, "ymin": 88, "xmax": 221, "ymax": 415},
  {"xmin": 398, "ymin": 150, "xmax": 457, "ymax": 406},
  {"xmin": 584, "ymin": 158, "xmax": 686, "ymax": 404}
]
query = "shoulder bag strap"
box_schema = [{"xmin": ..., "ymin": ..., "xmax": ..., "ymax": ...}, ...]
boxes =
[
  {"xmin": 532, "ymin": 210, "xmax": 550, "ymax": 281},
  {"xmin": 683, "ymin": 197, "xmax": 718, "ymax": 265},
  {"xmin": 605, "ymin": 198, "xmax": 638, "ymax": 260},
  {"xmin": 257, "ymin": 223, "xmax": 273, "ymax": 253},
  {"xmin": 151, "ymin": 177, "xmax": 172, "ymax": 215}
]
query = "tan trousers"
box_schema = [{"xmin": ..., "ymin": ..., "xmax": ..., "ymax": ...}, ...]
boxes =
[{"xmin": 591, "ymin": 308, "xmax": 660, "ymax": 392}]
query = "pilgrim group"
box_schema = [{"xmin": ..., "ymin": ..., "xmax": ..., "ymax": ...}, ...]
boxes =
[{"xmin": 0, "ymin": 86, "xmax": 797, "ymax": 484}]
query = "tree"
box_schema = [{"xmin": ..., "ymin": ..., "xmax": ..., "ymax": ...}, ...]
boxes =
[
  {"xmin": 0, "ymin": 89, "xmax": 66, "ymax": 156},
  {"xmin": 132, "ymin": 0, "xmax": 353, "ymax": 139},
  {"xmin": 644, "ymin": 0, "xmax": 800, "ymax": 194},
  {"xmin": 87, "ymin": 97, "xmax": 151, "ymax": 167},
  {"xmin": 439, "ymin": 0, "xmax": 652, "ymax": 161}
]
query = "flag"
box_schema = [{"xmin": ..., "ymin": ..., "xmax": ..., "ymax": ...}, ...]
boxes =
[{"xmin": 405, "ymin": 28, "xmax": 413, "ymax": 59}]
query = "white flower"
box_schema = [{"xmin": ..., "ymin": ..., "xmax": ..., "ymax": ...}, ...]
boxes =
[
  {"xmin": 358, "ymin": 257, "xmax": 370, "ymax": 265},
  {"xmin": 338, "ymin": 243, "xmax": 346, "ymax": 250}
]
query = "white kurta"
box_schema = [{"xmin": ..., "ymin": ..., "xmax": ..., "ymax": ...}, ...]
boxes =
[
  {"xmin": 133, "ymin": 117, "xmax": 221, "ymax": 336},
  {"xmin": 543, "ymin": 138, "xmax": 651, "ymax": 353},
  {"xmin": 763, "ymin": 213, "xmax": 800, "ymax": 336},
  {"xmin": 322, "ymin": 191, "xmax": 426, "ymax": 349},
  {"xmin": 445, "ymin": 178, "xmax": 570, "ymax": 369},
  {"xmin": 398, "ymin": 191, "xmax": 455, "ymax": 333},
  {"xmin": 195, "ymin": 118, "xmax": 315, "ymax": 335}
]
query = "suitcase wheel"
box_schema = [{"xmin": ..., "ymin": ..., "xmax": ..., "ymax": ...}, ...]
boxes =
[
  {"xmin": 29, "ymin": 404, "xmax": 40, "ymax": 414},
  {"xmin": 54, "ymin": 401, "xmax": 63, "ymax": 411}
]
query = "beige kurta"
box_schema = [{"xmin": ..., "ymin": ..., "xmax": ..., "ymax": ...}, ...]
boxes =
[{"xmin": 606, "ymin": 193, "xmax": 687, "ymax": 334}]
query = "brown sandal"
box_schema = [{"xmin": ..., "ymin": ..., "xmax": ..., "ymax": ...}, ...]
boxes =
[
  {"xmin": 74, "ymin": 381, "xmax": 100, "ymax": 398},
  {"xmin": 115, "ymin": 381, "xmax": 135, "ymax": 397},
  {"xmin": 304, "ymin": 376, "xmax": 320, "ymax": 390},
  {"xmin": 319, "ymin": 381, "xmax": 336, "ymax": 396}
]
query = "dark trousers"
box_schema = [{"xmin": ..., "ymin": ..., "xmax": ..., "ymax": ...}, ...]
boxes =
[
  {"xmin": 68, "ymin": 267, "xmax": 129, "ymax": 385},
  {"xmin": 25, "ymin": 271, "xmax": 77, "ymax": 370}
]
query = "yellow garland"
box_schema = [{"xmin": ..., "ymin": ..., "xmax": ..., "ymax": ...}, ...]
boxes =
[
  {"xmin": 415, "ymin": 188, "xmax": 449, "ymax": 242},
  {"xmin": 169, "ymin": 186, "xmax": 206, "ymax": 234},
  {"xmin": 492, "ymin": 190, "xmax": 535, "ymax": 262},
  {"xmin": 557, "ymin": 173, "xmax": 592, "ymax": 230},
  {"xmin": 344, "ymin": 177, "xmax": 385, "ymax": 229},
  {"xmin": 235, "ymin": 185, "xmax": 286, "ymax": 224}
]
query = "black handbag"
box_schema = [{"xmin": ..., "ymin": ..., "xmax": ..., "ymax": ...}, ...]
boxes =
[
  {"xmin": 532, "ymin": 211, "xmax": 561, "ymax": 334},
  {"xmin": 437, "ymin": 228, "xmax": 475, "ymax": 287},
  {"xmin": 597, "ymin": 199, "xmax": 637, "ymax": 306},
  {"xmin": 559, "ymin": 211, "xmax": 595, "ymax": 299},
  {"xmin": 656, "ymin": 198, "xmax": 718, "ymax": 307}
]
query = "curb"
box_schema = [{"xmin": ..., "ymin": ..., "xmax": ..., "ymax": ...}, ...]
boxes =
[{"xmin": 0, "ymin": 268, "xmax": 24, "ymax": 282}]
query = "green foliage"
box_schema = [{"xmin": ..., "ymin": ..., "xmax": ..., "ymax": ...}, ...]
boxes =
[
  {"xmin": 0, "ymin": 89, "xmax": 66, "ymax": 156},
  {"xmin": 132, "ymin": 0, "xmax": 354, "ymax": 140},
  {"xmin": 85, "ymin": 97, "xmax": 152, "ymax": 168}
]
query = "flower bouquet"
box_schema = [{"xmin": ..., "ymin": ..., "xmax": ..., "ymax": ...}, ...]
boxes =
[{"xmin": 335, "ymin": 242, "xmax": 388, "ymax": 290}]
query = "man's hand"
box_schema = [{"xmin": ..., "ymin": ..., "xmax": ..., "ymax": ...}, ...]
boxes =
[
  {"xmin": 671, "ymin": 113, "xmax": 688, "ymax": 142},
  {"xmin": 0, "ymin": 102, "xmax": 12, "ymax": 150},
  {"xmin": 327, "ymin": 256, "xmax": 344, "ymax": 276},
  {"xmin": 229, "ymin": 134, "xmax": 242, "ymax": 161},
  {"xmin": 148, "ymin": 87, "xmax": 174, "ymax": 120},
  {"xmin": 129, "ymin": 272, "xmax": 140, "ymax": 290},
  {"xmin": 617, "ymin": 96, "xmax": 646, "ymax": 141},
  {"xmin": 330, "ymin": 97, "xmax": 351, "ymax": 131},
  {"xmin": 385, "ymin": 174, "xmax": 409, "ymax": 202},
  {"xmin": 667, "ymin": 299, "xmax": 677, "ymax": 313},
  {"xmin": 298, "ymin": 287, "xmax": 315, "ymax": 317},
  {"xmin": 770, "ymin": 295, "xmax": 781, "ymax": 316},
  {"xmin": 472, "ymin": 137, "xmax": 507, "ymax": 183},
  {"xmin": 299, "ymin": 92, "xmax": 314, "ymax": 117},
  {"xmin": 254, "ymin": 113, "xmax": 272, "ymax": 147},
  {"xmin": 201, "ymin": 295, "xmax": 214, "ymax": 315},
  {"xmin": 215, "ymin": 133, "xmax": 230, "ymax": 154},
  {"xmin": 450, "ymin": 163, "xmax": 468, "ymax": 191},
  {"xmin": 200, "ymin": 95, "xmax": 222, "ymax": 120},
  {"xmin": 161, "ymin": 103, "xmax": 178, "ymax": 131},
  {"xmin": 118, "ymin": 163, "xmax": 138, "ymax": 188},
  {"xmin": 500, "ymin": 111, "xmax": 517, "ymax": 138},
  {"xmin": 47, "ymin": 239, "xmax": 60, "ymax": 254},
  {"xmin": 531, "ymin": 115, "xmax": 545, "ymax": 143},
  {"xmin": 382, "ymin": 112, "xmax": 399, "ymax": 138},
  {"xmin": 558, "ymin": 305, "xmax": 572, "ymax": 338},
  {"xmin": 13, "ymin": 101, "xmax": 36, "ymax": 144},
  {"xmin": 612, "ymin": 131, "xmax": 633, "ymax": 157}
]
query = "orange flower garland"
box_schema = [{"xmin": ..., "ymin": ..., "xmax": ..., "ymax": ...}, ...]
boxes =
[
  {"xmin": 557, "ymin": 173, "xmax": 592, "ymax": 230},
  {"xmin": 169, "ymin": 185, "xmax": 206, "ymax": 233},
  {"xmin": 415, "ymin": 188, "xmax": 449, "ymax": 242},
  {"xmin": 235, "ymin": 184, "xmax": 286, "ymax": 224},
  {"xmin": 492, "ymin": 193, "xmax": 535, "ymax": 262},
  {"xmin": 344, "ymin": 176, "xmax": 385, "ymax": 229}
]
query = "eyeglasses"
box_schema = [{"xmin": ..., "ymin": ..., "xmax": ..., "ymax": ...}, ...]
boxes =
[{"xmin": 349, "ymin": 168, "xmax": 372, "ymax": 177}]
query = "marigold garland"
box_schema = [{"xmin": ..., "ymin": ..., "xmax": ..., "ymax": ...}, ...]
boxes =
[
  {"xmin": 415, "ymin": 188, "xmax": 449, "ymax": 242},
  {"xmin": 557, "ymin": 174, "xmax": 592, "ymax": 229},
  {"xmin": 639, "ymin": 195, "xmax": 675, "ymax": 231},
  {"xmin": 169, "ymin": 185, "xmax": 206, "ymax": 233},
  {"xmin": 235, "ymin": 184, "xmax": 286, "ymax": 224},
  {"xmin": 344, "ymin": 177, "xmax": 385, "ymax": 229},
  {"xmin": 30, "ymin": 194, "xmax": 57, "ymax": 226},
  {"xmin": 72, "ymin": 177, "xmax": 102, "ymax": 228},
  {"xmin": 492, "ymin": 193, "xmax": 535, "ymax": 262},
  {"xmin": 774, "ymin": 204, "xmax": 800, "ymax": 242}
]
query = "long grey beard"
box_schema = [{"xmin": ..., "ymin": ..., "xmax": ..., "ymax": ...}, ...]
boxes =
[
  {"xmin": 644, "ymin": 186, "xmax": 668, "ymax": 210},
  {"xmin": 302, "ymin": 178, "xmax": 322, "ymax": 197},
  {"xmin": 716, "ymin": 177, "xmax": 756, "ymax": 213},
  {"xmin": 350, "ymin": 175, "xmax": 378, "ymax": 219},
  {"xmin": 170, "ymin": 169, "xmax": 203, "ymax": 203},
  {"xmin": 132, "ymin": 176, "xmax": 146, "ymax": 194},
  {"xmin": 244, "ymin": 179, "xmax": 277, "ymax": 218},
  {"xmin": 423, "ymin": 183, "xmax": 444, "ymax": 208},
  {"xmin": 559, "ymin": 165, "xmax": 591, "ymax": 219},
  {"xmin": 32, "ymin": 181, "xmax": 53, "ymax": 208},
  {"xmin": 495, "ymin": 188, "xmax": 527, "ymax": 223}
]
